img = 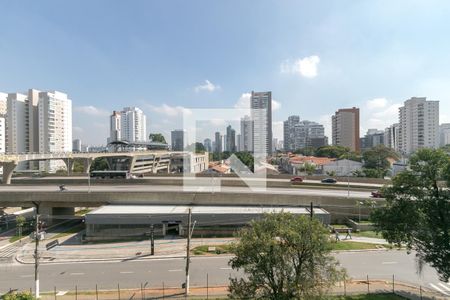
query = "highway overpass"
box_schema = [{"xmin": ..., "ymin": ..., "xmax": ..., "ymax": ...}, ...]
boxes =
[{"xmin": 0, "ymin": 184, "xmax": 383, "ymax": 222}]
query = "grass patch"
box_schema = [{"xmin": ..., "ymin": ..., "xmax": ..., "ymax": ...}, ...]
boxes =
[
  {"xmin": 328, "ymin": 241, "xmax": 385, "ymax": 251},
  {"xmin": 353, "ymin": 231, "xmax": 382, "ymax": 239},
  {"xmin": 192, "ymin": 244, "xmax": 232, "ymax": 255},
  {"xmin": 327, "ymin": 293, "xmax": 406, "ymax": 300},
  {"xmin": 52, "ymin": 223, "xmax": 85, "ymax": 239},
  {"xmin": 9, "ymin": 235, "xmax": 25, "ymax": 243}
]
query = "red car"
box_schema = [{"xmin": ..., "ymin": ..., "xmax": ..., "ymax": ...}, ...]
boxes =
[
  {"xmin": 371, "ymin": 190, "xmax": 383, "ymax": 198},
  {"xmin": 290, "ymin": 176, "xmax": 304, "ymax": 183}
]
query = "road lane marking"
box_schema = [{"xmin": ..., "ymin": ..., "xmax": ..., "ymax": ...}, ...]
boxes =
[
  {"xmin": 168, "ymin": 269, "xmax": 182, "ymax": 272},
  {"xmin": 56, "ymin": 291, "xmax": 68, "ymax": 296},
  {"xmin": 381, "ymin": 261, "xmax": 398, "ymax": 265},
  {"xmin": 20, "ymin": 275, "xmax": 33, "ymax": 278},
  {"xmin": 439, "ymin": 283, "xmax": 450, "ymax": 292},
  {"xmin": 220, "ymin": 267, "xmax": 232, "ymax": 270},
  {"xmin": 430, "ymin": 283, "xmax": 450, "ymax": 296},
  {"xmin": 70, "ymin": 273, "xmax": 84, "ymax": 276},
  {"xmin": 120, "ymin": 271, "xmax": 134, "ymax": 274}
]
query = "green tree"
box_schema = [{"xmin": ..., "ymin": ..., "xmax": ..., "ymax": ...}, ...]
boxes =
[
  {"xmin": 149, "ymin": 133, "xmax": 167, "ymax": 144},
  {"xmin": 293, "ymin": 147, "xmax": 316, "ymax": 156},
  {"xmin": 228, "ymin": 213, "xmax": 345, "ymax": 299},
  {"xmin": 315, "ymin": 145, "xmax": 351, "ymax": 158},
  {"xmin": 90, "ymin": 157, "xmax": 109, "ymax": 171},
  {"xmin": 299, "ymin": 162, "xmax": 316, "ymax": 175},
  {"xmin": 233, "ymin": 152, "xmax": 255, "ymax": 172},
  {"xmin": 73, "ymin": 160, "xmax": 84, "ymax": 173},
  {"xmin": 16, "ymin": 215, "xmax": 26, "ymax": 239},
  {"xmin": 362, "ymin": 145, "xmax": 399, "ymax": 178},
  {"xmin": 371, "ymin": 148, "xmax": 450, "ymax": 281}
]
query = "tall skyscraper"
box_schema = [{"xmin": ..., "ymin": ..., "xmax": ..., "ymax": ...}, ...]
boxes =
[
  {"xmin": 251, "ymin": 91, "xmax": 272, "ymax": 156},
  {"xmin": 73, "ymin": 139, "xmax": 82, "ymax": 152},
  {"xmin": 293, "ymin": 120, "xmax": 327, "ymax": 150},
  {"xmin": 332, "ymin": 107, "xmax": 360, "ymax": 152},
  {"xmin": 360, "ymin": 129, "xmax": 385, "ymax": 151},
  {"xmin": 38, "ymin": 91, "xmax": 72, "ymax": 172},
  {"xmin": 240, "ymin": 115, "xmax": 253, "ymax": 152},
  {"xmin": 0, "ymin": 92, "xmax": 6, "ymax": 116},
  {"xmin": 236, "ymin": 134, "xmax": 241, "ymax": 152},
  {"xmin": 283, "ymin": 115, "xmax": 300, "ymax": 152},
  {"xmin": 226, "ymin": 125, "xmax": 236, "ymax": 153},
  {"xmin": 0, "ymin": 93, "xmax": 7, "ymax": 154},
  {"xmin": 109, "ymin": 111, "xmax": 121, "ymax": 143},
  {"xmin": 171, "ymin": 130, "xmax": 186, "ymax": 151},
  {"xmin": 384, "ymin": 124, "xmax": 400, "ymax": 151},
  {"xmin": 398, "ymin": 97, "xmax": 439, "ymax": 155},
  {"xmin": 440, "ymin": 123, "xmax": 450, "ymax": 147},
  {"xmin": 120, "ymin": 107, "xmax": 147, "ymax": 142},
  {"xmin": 214, "ymin": 131, "xmax": 222, "ymax": 153},
  {"xmin": 203, "ymin": 138, "xmax": 212, "ymax": 152}
]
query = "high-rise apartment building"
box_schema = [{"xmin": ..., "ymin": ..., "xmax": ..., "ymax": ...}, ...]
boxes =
[
  {"xmin": 283, "ymin": 115, "xmax": 300, "ymax": 152},
  {"xmin": 332, "ymin": 107, "xmax": 360, "ymax": 152},
  {"xmin": 384, "ymin": 124, "xmax": 400, "ymax": 151},
  {"xmin": 0, "ymin": 93, "xmax": 6, "ymax": 155},
  {"xmin": 73, "ymin": 139, "xmax": 82, "ymax": 152},
  {"xmin": 293, "ymin": 120, "xmax": 327, "ymax": 150},
  {"xmin": 108, "ymin": 107, "xmax": 146, "ymax": 143},
  {"xmin": 171, "ymin": 130, "xmax": 185, "ymax": 151},
  {"xmin": 240, "ymin": 115, "xmax": 253, "ymax": 152},
  {"xmin": 38, "ymin": 91, "xmax": 72, "ymax": 172},
  {"xmin": 440, "ymin": 124, "xmax": 450, "ymax": 147},
  {"xmin": 214, "ymin": 131, "xmax": 222, "ymax": 153},
  {"xmin": 251, "ymin": 91, "xmax": 272, "ymax": 156},
  {"xmin": 203, "ymin": 138, "xmax": 212, "ymax": 152},
  {"xmin": 120, "ymin": 107, "xmax": 147, "ymax": 143},
  {"xmin": 360, "ymin": 129, "xmax": 385, "ymax": 151},
  {"xmin": 226, "ymin": 125, "xmax": 236, "ymax": 153},
  {"xmin": 398, "ymin": 97, "xmax": 439, "ymax": 155},
  {"xmin": 109, "ymin": 111, "xmax": 121, "ymax": 143}
]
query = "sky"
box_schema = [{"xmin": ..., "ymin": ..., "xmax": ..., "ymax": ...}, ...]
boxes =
[{"xmin": 1, "ymin": 0, "xmax": 450, "ymax": 145}]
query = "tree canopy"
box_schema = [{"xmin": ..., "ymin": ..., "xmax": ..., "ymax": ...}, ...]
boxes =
[
  {"xmin": 149, "ymin": 133, "xmax": 167, "ymax": 144},
  {"xmin": 361, "ymin": 145, "xmax": 399, "ymax": 178},
  {"xmin": 371, "ymin": 148, "xmax": 450, "ymax": 281},
  {"xmin": 228, "ymin": 213, "xmax": 345, "ymax": 299},
  {"xmin": 315, "ymin": 145, "xmax": 360, "ymax": 161}
]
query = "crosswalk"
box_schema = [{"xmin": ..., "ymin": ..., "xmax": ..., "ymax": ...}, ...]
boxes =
[
  {"xmin": 0, "ymin": 244, "xmax": 20, "ymax": 261},
  {"xmin": 429, "ymin": 281, "xmax": 450, "ymax": 297}
]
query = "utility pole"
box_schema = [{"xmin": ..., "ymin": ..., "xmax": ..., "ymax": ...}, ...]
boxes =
[
  {"xmin": 185, "ymin": 208, "xmax": 192, "ymax": 296},
  {"xmin": 150, "ymin": 224, "xmax": 155, "ymax": 256},
  {"xmin": 33, "ymin": 202, "xmax": 40, "ymax": 298},
  {"xmin": 310, "ymin": 202, "xmax": 313, "ymax": 219}
]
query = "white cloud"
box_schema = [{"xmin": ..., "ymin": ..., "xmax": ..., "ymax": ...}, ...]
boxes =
[
  {"xmin": 74, "ymin": 105, "xmax": 109, "ymax": 116},
  {"xmin": 148, "ymin": 104, "xmax": 192, "ymax": 117},
  {"xmin": 366, "ymin": 98, "xmax": 388, "ymax": 110},
  {"xmin": 234, "ymin": 93, "xmax": 281, "ymax": 111},
  {"xmin": 361, "ymin": 99, "xmax": 402, "ymax": 133},
  {"xmin": 281, "ymin": 55, "xmax": 320, "ymax": 78},
  {"xmin": 234, "ymin": 93, "xmax": 251, "ymax": 109},
  {"xmin": 194, "ymin": 80, "xmax": 221, "ymax": 93},
  {"xmin": 272, "ymin": 100, "xmax": 281, "ymax": 111}
]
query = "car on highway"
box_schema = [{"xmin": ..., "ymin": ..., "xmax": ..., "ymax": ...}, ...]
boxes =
[
  {"xmin": 290, "ymin": 176, "xmax": 304, "ymax": 183},
  {"xmin": 321, "ymin": 178, "xmax": 337, "ymax": 184},
  {"xmin": 371, "ymin": 190, "xmax": 384, "ymax": 198}
]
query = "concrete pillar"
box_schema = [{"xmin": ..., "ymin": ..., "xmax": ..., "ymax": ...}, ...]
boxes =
[
  {"xmin": 162, "ymin": 223, "xmax": 167, "ymax": 236},
  {"xmin": 152, "ymin": 156, "xmax": 158, "ymax": 174},
  {"xmin": 1, "ymin": 161, "xmax": 18, "ymax": 185},
  {"xmin": 178, "ymin": 224, "xmax": 184, "ymax": 236},
  {"xmin": 83, "ymin": 158, "xmax": 94, "ymax": 175},
  {"xmin": 63, "ymin": 158, "xmax": 74, "ymax": 176}
]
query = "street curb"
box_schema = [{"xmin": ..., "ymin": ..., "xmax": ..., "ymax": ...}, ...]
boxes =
[{"xmin": 15, "ymin": 249, "xmax": 404, "ymax": 265}]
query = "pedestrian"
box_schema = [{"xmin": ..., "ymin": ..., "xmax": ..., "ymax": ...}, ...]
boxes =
[
  {"xmin": 335, "ymin": 230, "xmax": 340, "ymax": 242},
  {"xmin": 345, "ymin": 228, "xmax": 352, "ymax": 240}
]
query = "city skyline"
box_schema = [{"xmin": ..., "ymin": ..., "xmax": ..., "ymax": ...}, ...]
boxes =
[{"xmin": 1, "ymin": 1, "xmax": 450, "ymax": 145}]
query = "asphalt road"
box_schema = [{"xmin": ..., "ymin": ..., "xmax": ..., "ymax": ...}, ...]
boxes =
[
  {"xmin": 13, "ymin": 175, "xmax": 384, "ymax": 188},
  {"xmin": 0, "ymin": 184, "xmax": 372, "ymax": 199},
  {"xmin": 0, "ymin": 251, "xmax": 446, "ymax": 295}
]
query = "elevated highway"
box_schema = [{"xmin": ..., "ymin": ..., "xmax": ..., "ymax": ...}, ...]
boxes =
[{"xmin": 0, "ymin": 184, "xmax": 383, "ymax": 221}]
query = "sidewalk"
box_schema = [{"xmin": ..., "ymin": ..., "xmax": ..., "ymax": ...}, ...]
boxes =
[
  {"xmin": 16, "ymin": 236, "xmax": 236, "ymax": 264},
  {"xmin": 18, "ymin": 280, "xmax": 447, "ymax": 300}
]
